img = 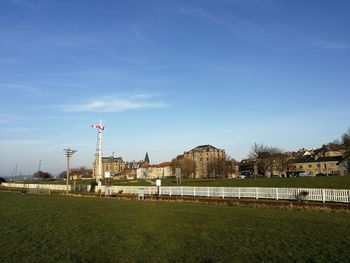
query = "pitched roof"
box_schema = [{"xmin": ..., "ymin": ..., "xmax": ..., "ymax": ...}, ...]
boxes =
[
  {"xmin": 289, "ymin": 156, "xmax": 343, "ymax": 164},
  {"xmin": 188, "ymin": 145, "xmax": 220, "ymax": 152},
  {"xmin": 102, "ymin": 156, "xmax": 124, "ymax": 163}
]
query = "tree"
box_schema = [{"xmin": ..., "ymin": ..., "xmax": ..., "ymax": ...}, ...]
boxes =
[
  {"xmin": 58, "ymin": 167, "xmax": 92, "ymax": 179},
  {"xmin": 207, "ymin": 154, "xmax": 235, "ymax": 178},
  {"xmin": 248, "ymin": 143, "xmax": 286, "ymax": 177},
  {"xmin": 172, "ymin": 157, "xmax": 196, "ymax": 178},
  {"xmin": 58, "ymin": 171, "xmax": 67, "ymax": 179},
  {"xmin": 33, "ymin": 171, "xmax": 52, "ymax": 179},
  {"xmin": 341, "ymin": 128, "xmax": 350, "ymax": 175}
]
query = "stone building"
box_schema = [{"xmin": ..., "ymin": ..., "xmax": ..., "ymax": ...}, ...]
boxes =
[
  {"xmin": 288, "ymin": 156, "xmax": 346, "ymax": 176},
  {"xmin": 239, "ymin": 159, "xmax": 258, "ymax": 178},
  {"xmin": 93, "ymin": 155, "xmax": 125, "ymax": 178},
  {"xmin": 183, "ymin": 145, "xmax": 225, "ymax": 178},
  {"xmin": 137, "ymin": 162, "xmax": 173, "ymax": 179}
]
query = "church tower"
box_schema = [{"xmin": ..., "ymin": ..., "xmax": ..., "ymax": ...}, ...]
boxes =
[{"xmin": 144, "ymin": 152, "xmax": 150, "ymax": 164}]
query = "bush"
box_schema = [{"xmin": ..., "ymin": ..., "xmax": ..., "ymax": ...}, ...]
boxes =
[
  {"xmin": 295, "ymin": 190, "xmax": 309, "ymax": 202},
  {"xmin": 33, "ymin": 171, "xmax": 52, "ymax": 179}
]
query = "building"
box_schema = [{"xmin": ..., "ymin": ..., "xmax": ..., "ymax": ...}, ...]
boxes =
[
  {"xmin": 239, "ymin": 159, "xmax": 258, "ymax": 178},
  {"xmin": 137, "ymin": 162, "xmax": 173, "ymax": 179},
  {"xmin": 183, "ymin": 145, "xmax": 225, "ymax": 178},
  {"xmin": 93, "ymin": 155, "xmax": 125, "ymax": 178},
  {"xmin": 288, "ymin": 156, "xmax": 346, "ymax": 176}
]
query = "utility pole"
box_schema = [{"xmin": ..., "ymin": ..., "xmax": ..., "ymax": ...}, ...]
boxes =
[
  {"xmin": 38, "ymin": 160, "xmax": 42, "ymax": 171},
  {"xmin": 63, "ymin": 148, "xmax": 77, "ymax": 194}
]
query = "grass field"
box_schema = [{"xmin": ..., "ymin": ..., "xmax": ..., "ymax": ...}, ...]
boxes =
[
  {"xmin": 24, "ymin": 176, "xmax": 350, "ymax": 189},
  {"xmin": 0, "ymin": 192, "xmax": 350, "ymax": 262}
]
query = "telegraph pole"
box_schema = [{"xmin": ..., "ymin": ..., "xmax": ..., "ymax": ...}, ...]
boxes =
[
  {"xmin": 38, "ymin": 160, "xmax": 42, "ymax": 172},
  {"xmin": 63, "ymin": 148, "xmax": 77, "ymax": 194}
]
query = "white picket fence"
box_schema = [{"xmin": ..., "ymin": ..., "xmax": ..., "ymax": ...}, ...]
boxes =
[
  {"xmin": 2, "ymin": 182, "xmax": 70, "ymax": 192},
  {"xmin": 103, "ymin": 186, "xmax": 350, "ymax": 203},
  {"xmin": 2, "ymin": 183, "xmax": 350, "ymax": 203}
]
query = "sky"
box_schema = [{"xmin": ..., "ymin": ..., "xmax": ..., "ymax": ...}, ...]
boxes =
[{"xmin": 0, "ymin": 0, "xmax": 349, "ymax": 176}]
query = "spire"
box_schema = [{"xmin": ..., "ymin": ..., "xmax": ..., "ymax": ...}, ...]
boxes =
[{"xmin": 144, "ymin": 152, "xmax": 150, "ymax": 164}]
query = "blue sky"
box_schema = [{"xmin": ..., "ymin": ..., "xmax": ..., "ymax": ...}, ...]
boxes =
[{"xmin": 0, "ymin": 0, "xmax": 349, "ymax": 175}]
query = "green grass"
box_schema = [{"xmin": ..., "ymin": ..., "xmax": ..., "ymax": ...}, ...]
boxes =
[
  {"xmin": 0, "ymin": 192, "xmax": 350, "ymax": 262},
  {"xmin": 25, "ymin": 176, "xmax": 350, "ymax": 189}
]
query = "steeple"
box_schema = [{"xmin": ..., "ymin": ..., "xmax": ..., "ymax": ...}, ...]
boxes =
[{"xmin": 144, "ymin": 152, "xmax": 150, "ymax": 164}]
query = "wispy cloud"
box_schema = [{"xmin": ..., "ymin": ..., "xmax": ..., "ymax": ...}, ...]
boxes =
[
  {"xmin": 10, "ymin": 0, "xmax": 44, "ymax": 11},
  {"xmin": 60, "ymin": 94, "xmax": 167, "ymax": 113},
  {"xmin": 316, "ymin": 41, "xmax": 350, "ymax": 50},
  {"xmin": 209, "ymin": 66, "xmax": 247, "ymax": 73},
  {"xmin": 0, "ymin": 113, "xmax": 22, "ymax": 124},
  {"xmin": 49, "ymin": 36, "xmax": 148, "ymax": 65},
  {"xmin": 0, "ymin": 84, "xmax": 47, "ymax": 96},
  {"xmin": 168, "ymin": 7, "xmax": 268, "ymax": 45},
  {"xmin": 0, "ymin": 139, "xmax": 49, "ymax": 145}
]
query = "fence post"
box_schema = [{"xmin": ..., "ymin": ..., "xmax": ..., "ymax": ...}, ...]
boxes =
[
  {"xmin": 181, "ymin": 187, "xmax": 183, "ymax": 197},
  {"xmin": 194, "ymin": 187, "xmax": 196, "ymax": 197},
  {"xmin": 238, "ymin": 188, "xmax": 240, "ymax": 199},
  {"xmin": 322, "ymin": 189, "xmax": 326, "ymax": 203},
  {"xmin": 207, "ymin": 187, "xmax": 210, "ymax": 197},
  {"xmin": 222, "ymin": 188, "xmax": 225, "ymax": 199},
  {"xmin": 276, "ymin": 188, "xmax": 279, "ymax": 200},
  {"xmin": 170, "ymin": 187, "xmax": 172, "ymax": 197},
  {"xmin": 256, "ymin": 188, "xmax": 258, "ymax": 200}
]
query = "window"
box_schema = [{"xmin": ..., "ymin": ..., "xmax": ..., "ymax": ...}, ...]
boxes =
[
  {"xmin": 299, "ymin": 165, "xmax": 303, "ymax": 169},
  {"xmin": 308, "ymin": 164, "xmax": 312, "ymax": 168}
]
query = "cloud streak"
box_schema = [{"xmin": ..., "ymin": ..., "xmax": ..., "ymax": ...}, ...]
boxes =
[
  {"xmin": 316, "ymin": 41, "xmax": 350, "ymax": 50},
  {"xmin": 61, "ymin": 94, "xmax": 167, "ymax": 113},
  {"xmin": 0, "ymin": 84, "xmax": 47, "ymax": 96}
]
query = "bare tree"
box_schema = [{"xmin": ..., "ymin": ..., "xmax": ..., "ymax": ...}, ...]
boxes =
[
  {"xmin": 58, "ymin": 167, "xmax": 92, "ymax": 179},
  {"xmin": 248, "ymin": 143, "xmax": 285, "ymax": 177},
  {"xmin": 207, "ymin": 154, "xmax": 234, "ymax": 178},
  {"xmin": 172, "ymin": 157, "xmax": 196, "ymax": 178},
  {"xmin": 342, "ymin": 128, "xmax": 350, "ymax": 175}
]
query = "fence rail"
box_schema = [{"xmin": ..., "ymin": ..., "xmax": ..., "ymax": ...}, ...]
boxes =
[
  {"xmin": 2, "ymin": 182, "xmax": 70, "ymax": 192},
  {"xmin": 2, "ymin": 183, "xmax": 350, "ymax": 203}
]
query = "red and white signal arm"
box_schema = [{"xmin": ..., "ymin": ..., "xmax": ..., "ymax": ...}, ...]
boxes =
[{"xmin": 91, "ymin": 125, "xmax": 105, "ymax": 130}]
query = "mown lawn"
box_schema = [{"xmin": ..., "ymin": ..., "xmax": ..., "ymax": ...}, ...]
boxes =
[{"xmin": 0, "ymin": 192, "xmax": 349, "ymax": 262}]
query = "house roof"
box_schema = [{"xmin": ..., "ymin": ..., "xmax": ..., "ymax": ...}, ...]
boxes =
[
  {"xmin": 187, "ymin": 144, "xmax": 221, "ymax": 152},
  {"xmin": 102, "ymin": 156, "xmax": 124, "ymax": 163},
  {"xmin": 142, "ymin": 162, "xmax": 172, "ymax": 169},
  {"xmin": 289, "ymin": 156, "xmax": 343, "ymax": 164}
]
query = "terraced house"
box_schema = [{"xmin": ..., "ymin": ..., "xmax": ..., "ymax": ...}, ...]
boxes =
[{"xmin": 288, "ymin": 156, "xmax": 347, "ymax": 176}]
